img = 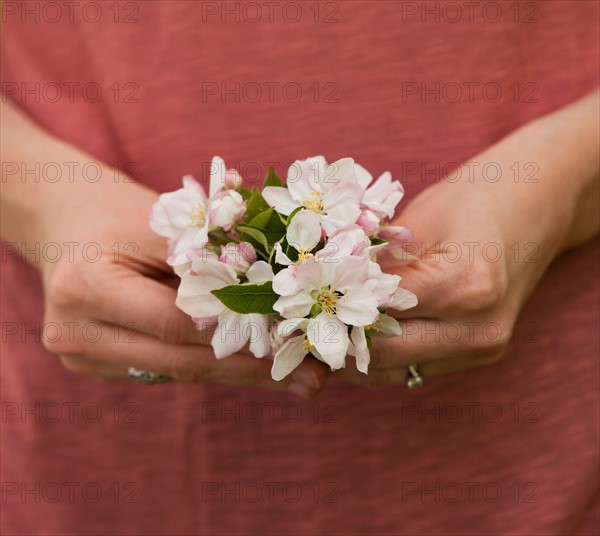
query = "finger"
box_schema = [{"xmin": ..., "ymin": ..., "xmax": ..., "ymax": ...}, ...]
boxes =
[
  {"xmin": 333, "ymin": 352, "xmax": 500, "ymax": 387},
  {"xmin": 69, "ymin": 322, "xmax": 328, "ymax": 396},
  {"xmin": 87, "ymin": 266, "xmax": 213, "ymax": 346},
  {"xmin": 59, "ymin": 355, "xmax": 128, "ymax": 380},
  {"xmin": 367, "ymin": 319, "xmax": 482, "ymax": 369},
  {"xmin": 379, "ymin": 254, "xmax": 448, "ymax": 319}
]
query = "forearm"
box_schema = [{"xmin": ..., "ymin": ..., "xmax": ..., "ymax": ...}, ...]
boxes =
[
  {"xmin": 473, "ymin": 89, "xmax": 599, "ymax": 255},
  {"xmin": 0, "ymin": 100, "xmax": 155, "ymax": 268}
]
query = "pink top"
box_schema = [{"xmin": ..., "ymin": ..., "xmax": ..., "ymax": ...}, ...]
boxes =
[{"xmin": 1, "ymin": 1, "xmax": 598, "ymax": 534}]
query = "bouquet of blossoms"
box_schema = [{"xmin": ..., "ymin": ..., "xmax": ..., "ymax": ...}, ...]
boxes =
[{"xmin": 150, "ymin": 156, "xmax": 417, "ymax": 380}]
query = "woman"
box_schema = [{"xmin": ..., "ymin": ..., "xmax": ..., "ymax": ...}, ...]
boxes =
[{"xmin": 1, "ymin": 1, "xmax": 598, "ymax": 534}]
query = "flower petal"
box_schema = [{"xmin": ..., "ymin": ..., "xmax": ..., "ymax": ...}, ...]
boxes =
[
  {"xmin": 271, "ymin": 336, "xmax": 308, "ymax": 380},
  {"xmin": 354, "ymin": 163, "xmax": 373, "ymax": 189},
  {"xmin": 388, "ymin": 287, "xmax": 418, "ymax": 311},
  {"xmin": 307, "ymin": 313, "xmax": 349, "ymax": 370},
  {"xmin": 287, "ymin": 210, "xmax": 322, "ymax": 251},
  {"xmin": 374, "ymin": 314, "xmax": 402, "ymax": 337},
  {"xmin": 247, "ymin": 314, "xmax": 272, "ymax": 358},
  {"xmin": 278, "ymin": 318, "xmax": 310, "ymax": 338},
  {"xmin": 246, "ymin": 261, "xmax": 274, "ymax": 283},
  {"xmin": 350, "ymin": 326, "xmax": 370, "ymax": 374},
  {"xmin": 262, "ymin": 187, "xmax": 299, "ymax": 215},
  {"xmin": 209, "ymin": 156, "xmax": 226, "ymax": 198},
  {"xmin": 333, "ymin": 256, "xmax": 370, "ymax": 291},
  {"xmin": 336, "ymin": 287, "xmax": 379, "ymax": 326},
  {"xmin": 325, "ymin": 157, "xmax": 357, "ymax": 186},
  {"xmin": 272, "ymin": 266, "xmax": 300, "ymax": 296},
  {"xmin": 175, "ymin": 259, "xmax": 239, "ymax": 317},
  {"xmin": 212, "ymin": 310, "xmax": 249, "ymax": 358},
  {"xmin": 286, "ymin": 156, "xmax": 327, "ymax": 200},
  {"xmin": 274, "ymin": 242, "xmax": 293, "ymax": 266},
  {"xmin": 273, "ymin": 291, "xmax": 314, "ymax": 319}
]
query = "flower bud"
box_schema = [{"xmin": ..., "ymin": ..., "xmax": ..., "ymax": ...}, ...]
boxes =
[{"xmin": 219, "ymin": 242, "xmax": 257, "ymax": 275}]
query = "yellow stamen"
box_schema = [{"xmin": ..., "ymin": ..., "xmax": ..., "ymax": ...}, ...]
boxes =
[
  {"xmin": 301, "ymin": 190, "xmax": 324, "ymax": 214},
  {"xmin": 365, "ymin": 317, "xmax": 383, "ymax": 332},
  {"xmin": 318, "ymin": 286, "xmax": 339, "ymax": 315},
  {"xmin": 190, "ymin": 202, "xmax": 207, "ymax": 228},
  {"xmin": 303, "ymin": 338, "xmax": 315, "ymax": 352},
  {"xmin": 297, "ymin": 247, "xmax": 314, "ymax": 262}
]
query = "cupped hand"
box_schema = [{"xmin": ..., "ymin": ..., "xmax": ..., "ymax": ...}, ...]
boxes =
[
  {"xmin": 334, "ymin": 160, "xmax": 566, "ymax": 387},
  {"xmin": 38, "ymin": 175, "xmax": 327, "ymax": 397}
]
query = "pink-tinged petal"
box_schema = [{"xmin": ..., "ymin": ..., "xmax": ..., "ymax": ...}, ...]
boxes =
[
  {"xmin": 273, "ymin": 291, "xmax": 314, "ymax": 319},
  {"xmin": 225, "ymin": 169, "xmax": 243, "ymax": 189},
  {"xmin": 378, "ymin": 225, "xmax": 414, "ymax": 246},
  {"xmin": 246, "ymin": 260, "xmax": 274, "ymax": 283},
  {"xmin": 354, "ymin": 163, "xmax": 373, "ymax": 189},
  {"xmin": 364, "ymin": 171, "xmax": 392, "ymax": 201},
  {"xmin": 220, "ymin": 242, "xmax": 257, "ymax": 276},
  {"xmin": 212, "ymin": 310, "xmax": 249, "ymax": 358},
  {"xmin": 262, "ymin": 187, "xmax": 299, "ymax": 215},
  {"xmin": 367, "ymin": 263, "xmax": 401, "ymax": 305},
  {"xmin": 350, "ymin": 326, "xmax": 370, "ymax": 374},
  {"xmin": 209, "ymin": 156, "xmax": 226, "ymax": 198},
  {"xmin": 272, "ymin": 266, "xmax": 300, "ymax": 296},
  {"xmin": 336, "ymin": 287, "xmax": 379, "ymax": 326},
  {"xmin": 247, "ymin": 314, "xmax": 272, "ymax": 358},
  {"xmin": 317, "ymin": 226, "xmax": 368, "ymax": 261},
  {"xmin": 388, "ymin": 288, "xmax": 418, "ymax": 311},
  {"xmin": 274, "ymin": 242, "xmax": 294, "ymax": 266},
  {"xmin": 333, "ymin": 256, "xmax": 370, "ymax": 291},
  {"xmin": 363, "ymin": 173, "xmax": 405, "ymax": 218},
  {"xmin": 287, "ymin": 210, "xmax": 322, "ymax": 251},
  {"xmin": 271, "ymin": 336, "xmax": 308, "ymax": 380},
  {"xmin": 356, "ymin": 209, "xmax": 381, "ymax": 236},
  {"xmin": 307, "ymin": 313, "xmax": 348, "ymax": 370}
]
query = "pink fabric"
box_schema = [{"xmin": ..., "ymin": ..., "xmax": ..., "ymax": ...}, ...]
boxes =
[{"xmin": 1, "ymin": 1, "xmax": 598, "ymax": 534}]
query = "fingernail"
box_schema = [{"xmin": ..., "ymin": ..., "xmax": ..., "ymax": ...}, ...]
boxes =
[
  {"xmin": 290, "ymin": 368, "xmax": 319, "ymax": 390},
  {"xmin": 287, "ymin": 381, "xmax": 311, "ymax": 399}
]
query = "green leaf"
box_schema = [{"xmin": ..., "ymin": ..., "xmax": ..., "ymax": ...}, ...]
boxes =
[
  {"xmin": 248, "ymin": 208, "xmax": 275, "ymax": 230},
  {"xmin": 237, "ymin": 225, "xmax": 269, "ymax": 253},
  {"xmin": 370, "ymin": 238, "xmax": 387, "ymax": 246},
  {"xmin": 247, "ymin": 209, "xmax": 286, "ymax": 247},
  {"xmin": 263, "ymin": 167, "xmax": 284, "ymax": 189},
  {"xmin": 237, "ymin": 187, "xmax": 253, "ymax": 201},
  {"xmin": 244, "ymin": 188, "xmax": 270, "ymax": 222},
  {"xmin": 211, "ymin": 281, "xmax": 278, "ymax": 314}
]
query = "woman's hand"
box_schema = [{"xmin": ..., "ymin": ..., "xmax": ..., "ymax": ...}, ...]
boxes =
[
  {"xmin": 40, "ymin": 177, "xmax": 329, "ymax": 396},
  {"xmin": 334, "ymin": 89, "xmax": 600, "ymax": 387},
  {"xmin": 0, "ymin": 101, "xmax": 328, "ymax": 398}
]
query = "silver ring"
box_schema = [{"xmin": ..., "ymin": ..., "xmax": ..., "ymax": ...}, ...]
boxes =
[
  {"xmin": 407, "ymin": 364, "xmax": 423, "ymax": 389},
  {"xmin": 128, "ymin": 367, "xmax": 172, "ymax": 385}
]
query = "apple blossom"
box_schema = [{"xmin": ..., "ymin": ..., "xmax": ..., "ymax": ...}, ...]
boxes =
[{"xmin": 263, "ymin": 156, "xmax": 364, "ymax": 233}]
